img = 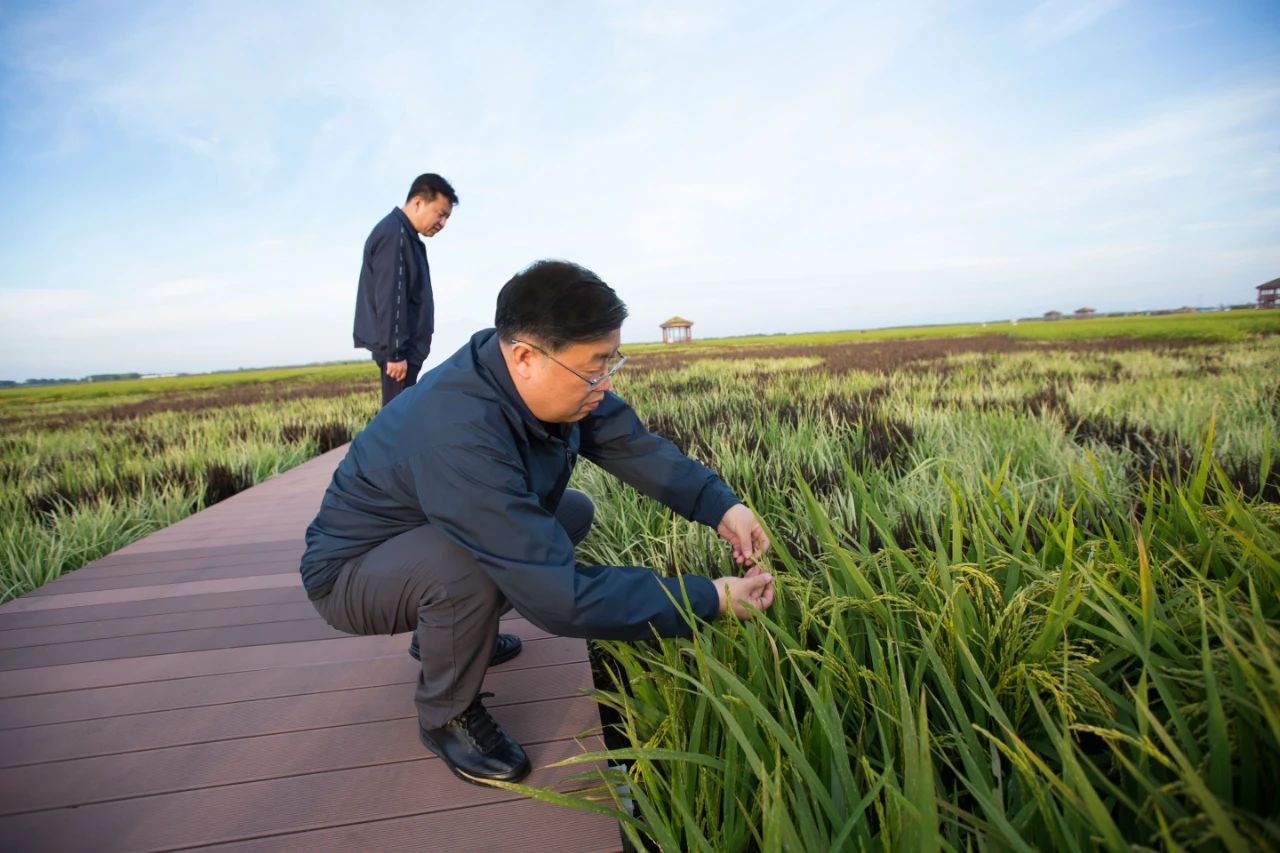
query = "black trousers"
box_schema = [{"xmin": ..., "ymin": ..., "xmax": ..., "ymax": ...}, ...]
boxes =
[
  {"xmin": 311, "ymin": 489, "xmax": 595, "ymax": 728},
  {"xmin": 377, "ymin": 360, "xmax": 423, "ymax": 407}
]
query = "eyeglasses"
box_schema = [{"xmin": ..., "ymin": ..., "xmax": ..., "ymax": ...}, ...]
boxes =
[{"xmin": 510, "ymin": 339, "xmax": 627, "ymax": 388}]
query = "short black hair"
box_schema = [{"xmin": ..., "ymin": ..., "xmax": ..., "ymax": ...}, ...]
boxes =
[
  {"xmin": 495, "ymin": 260, "xmax": 628, "ymax": 351},
  {"xmin": 405, "ymin": 173, "xmax": 458, "ymax": 206}
]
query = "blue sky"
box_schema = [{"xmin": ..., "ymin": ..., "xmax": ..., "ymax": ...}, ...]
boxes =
[{"xmin": 1, "ymin": 1, "xmax": 1277, "ymax": 381}]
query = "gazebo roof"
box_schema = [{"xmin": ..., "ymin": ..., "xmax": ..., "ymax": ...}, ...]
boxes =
[
  {"xmin": 660, "ymin": 316, "xmax": 693, "ymax": 327},
  {"xmin": 1257, "ymin": 278, "xmax": 1280, "ymax": 291}
]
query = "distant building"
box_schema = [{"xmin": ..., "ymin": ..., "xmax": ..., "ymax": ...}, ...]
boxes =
[
  {"xmin": 1073, "ymin": 307, "xmax": 1096, "ymax": 319},
  {"xmin": 1258, "ymin": 278, "xmax": 1279, "ymax": 309},
  {"xmin": 1043, "ymin": 310, "xmax": 1062, "ymax": 321},
  {"xmin": 660, "ymin": 316, "xmax": 693, "ymax": 344}
]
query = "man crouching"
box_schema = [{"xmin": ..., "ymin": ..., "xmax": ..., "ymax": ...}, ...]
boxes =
[{"xmin": 300, "ymin": 260, "xmax": 775, "ymax": 785}]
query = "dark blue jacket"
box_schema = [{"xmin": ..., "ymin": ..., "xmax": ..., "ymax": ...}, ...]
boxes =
[
  {"xmin": 300, "ymin": 330, "xmax": 739, "ymax": 640},
  {"xmin": 352, "ymin": 208, "xmax": 433, "ymax": 364}
]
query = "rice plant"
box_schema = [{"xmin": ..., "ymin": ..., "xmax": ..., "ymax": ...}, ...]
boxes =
[
  {"xmin": 0, "ymin": 369, "xmax": 379, "ymax": 601},
  {"xmin": 503, "ymin": 334, "xmax": 1280, "ymax": 851},
  {"xmin": 4, "ymin": 324, "xmax": 1279, "ymax": 848}
]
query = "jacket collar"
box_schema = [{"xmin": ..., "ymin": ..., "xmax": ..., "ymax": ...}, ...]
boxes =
[
  {"xmin": 473, "ymin": 329, "xmax": 559, "ymax": 441},
  {"xmin": 392, "ymin": 207, "xmax": 417, "ymax": 235}
]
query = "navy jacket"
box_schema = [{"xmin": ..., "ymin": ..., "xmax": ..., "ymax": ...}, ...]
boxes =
[
  {"xmin": 300, "ymin": 330, "xmax": 739, "ymax": 640},
  {"xmin": 352, "ymin": 208, "xmax": 434, "ymax": 364}
]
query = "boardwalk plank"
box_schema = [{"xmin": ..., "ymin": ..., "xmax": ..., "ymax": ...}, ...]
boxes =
[
  {"xmin": 0, "ymin": 601, "xmax": 551, "ymax": 652},
  {"xmin": 0, "ymin": 694, "xmax": 601, "ymax": 815},
  {"xmin": 22, "ymin": 555, "xmax": 301, "ymax": 595},
  {"xmin": 0, "ymin": 640, "xmax": 589, "ymax": 766},
  {"xmin": 0, "ymin": 443, "xmax": 620, "ymax": 851},
  {"xmin": 0, "ymin": 575, "xmax": 303, "ymax": 615},
  {"xmin": 196, "ymin": 797, "xmax": 621, "ymax": 853},
  {"xmin": 0, "ymin": 618, "xmax": 349, "ymax": 671},
  {"xmin": 0, "ymin": 633, "xmax": 575, "ymax": 729},
  {"xmin": 82, "ymin": 539, "xmax": 302, "ymax": 571},
  {"xmin": 0, "ymin": 636, "xmax": 410, "ymax": 697},
  {"xmin": 0, "ymin": 602, "xmax": 322, "ymax": 651},
  {"xmin": 0, "ymin": 586, "xmax": 305, "ymax": 631},
  {"xmin": 2, "ymin": 739, "xmax": 615, "ymax": 853}
]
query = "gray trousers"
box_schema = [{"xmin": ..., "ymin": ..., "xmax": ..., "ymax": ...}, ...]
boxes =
[{"xmin": 312, "ymin": 489, "xmax": 594, "ymax": 728}]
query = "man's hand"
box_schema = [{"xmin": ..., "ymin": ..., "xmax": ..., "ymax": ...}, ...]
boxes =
[
  {"xmin": 385, "ymin": 360, "xmax": 408, "ymax": 382},
  {"xmin": 714, "ymin": 565, "xmax": 775, "ymax": 619},
  {"xmin": 716, "ymin": 503, "xmax": 770, "ymax": 566}
]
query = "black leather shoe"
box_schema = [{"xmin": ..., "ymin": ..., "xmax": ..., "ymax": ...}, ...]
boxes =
[
  {"xmin": 409, "ymin": 632, "xmax": 522, "ymax": 666},
  {"xmin": 419, "ymin": 693, "xmax": 531, "ymax": 785}
]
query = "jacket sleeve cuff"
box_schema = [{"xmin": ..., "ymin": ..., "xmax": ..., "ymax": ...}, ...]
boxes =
[
  {"xmin": 690, "ymin": 478, "xmax": 741, "ymax": 529},
  {"xmin": 661, "ymin": 574, "xmax": 720, "ymax": 626}
]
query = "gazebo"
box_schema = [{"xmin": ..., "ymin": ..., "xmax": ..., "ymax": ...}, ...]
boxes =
[
  {"xmin": 660, "ymin": 315, "xmax": 693, "ymax": 344},
  {"xmin": 1258, "ymin": 278, "xmax": 1279, "ymax": 309}
]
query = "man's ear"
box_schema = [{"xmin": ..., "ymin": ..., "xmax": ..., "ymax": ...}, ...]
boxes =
[{"xmin": 506, "ymin": 340, "xmax": 537, "ymax": 380}]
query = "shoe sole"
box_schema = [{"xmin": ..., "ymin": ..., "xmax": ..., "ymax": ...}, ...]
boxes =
[{"xmin": 417, "ymin": 727, "xmax": 532, "ymax": 786}]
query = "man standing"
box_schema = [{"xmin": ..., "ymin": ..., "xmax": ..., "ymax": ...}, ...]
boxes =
[
  {"xmin": 302, "ymin": 260, "xmax": 775, "ymax": 786},
  {"xmin": 353, "ymin": 173, "xmax": 457, "ymax": 406}
]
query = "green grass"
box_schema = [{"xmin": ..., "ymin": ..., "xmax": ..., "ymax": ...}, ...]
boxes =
[
  {"xmin": 0, "ymin": 361, "xmax": 371, "ymax": 407},
  {"xmin": 3, "ymin": 323, "xmax": 1278, "ymax": 848},
  {"xmin": 625, "ymin": 308, "xmax": 1280, "ymax": 352},
  {"xmin": 0, "ymin": 367, "xmax": 380, "ymax": 602},
  {"xmin": 495, "ymin": 332, "xmax": 1280, "ymax": 850}
]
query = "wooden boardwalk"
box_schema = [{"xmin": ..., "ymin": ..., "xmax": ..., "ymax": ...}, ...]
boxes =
[{"xmin": 0, "ymin": 446, "xmax": 622, "ymax": 852}]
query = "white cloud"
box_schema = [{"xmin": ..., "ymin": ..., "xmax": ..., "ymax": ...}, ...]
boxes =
[
  {"xmin": 0, "ymin": 272, "xmax": 355, "ymax": 377},
  {"xmin": 1076, "ymin": 85, "xmax": 1280, "ymax": 164},
  {"xmin": 0, "ymin": 288, "xmax": 91, "ymax": 318},
  {"xmin": 1, "ymin": 1, "xmax": 1276, "ymax": 380},
  {"xmin": 1024, "ymin": 0, "xmax": 1127, "ymax": 44},
  {"xmin": 601, "ymin": 0, "xmax": 728, "ymax": 41}
]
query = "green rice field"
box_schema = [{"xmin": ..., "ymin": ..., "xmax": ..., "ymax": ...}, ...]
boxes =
[
  {"xmin": 3, "ymin": 311, "xmax": 1279, "ymax": 849},
  {"xmin": 545, "ymin": 319, "xmax": 1280, "ymax": 850},
  {"xmin": 0, "ymin": 362, "xmax": 379, "ymax": 601}
]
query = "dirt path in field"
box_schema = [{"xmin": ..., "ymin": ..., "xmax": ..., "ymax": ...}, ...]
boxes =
[
  {"xmin": 628, "ymin": 334, "xmax": 1205, "ymax": 375},
  {"xmin": 6, "ymin": 335, "xmax": 1212, "ymax": 430},
  {"xmin": 2, "ymin": 377, "xmax": 376, "ymax": 430}
]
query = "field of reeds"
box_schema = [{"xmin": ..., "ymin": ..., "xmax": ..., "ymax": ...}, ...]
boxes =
[
  {"xmin": 513, "ymin": 329, "xmax": 1280, "ymax": 851},
  {"xmin": 626, "ymin": 307, "xmax": 1280, "ymax": 352},
  {"xmin": 3, "ymin": 314, "xmax": 1279, "ymax": 850},
  {"xmin": 0, "ymin": 362, "xmax": 379, "ymax": 602}
]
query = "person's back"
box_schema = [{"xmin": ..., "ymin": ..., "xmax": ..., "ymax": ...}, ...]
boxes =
[{"xmin": 304, "ymin": 326, "xmax": 738, "ymax": 637}]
